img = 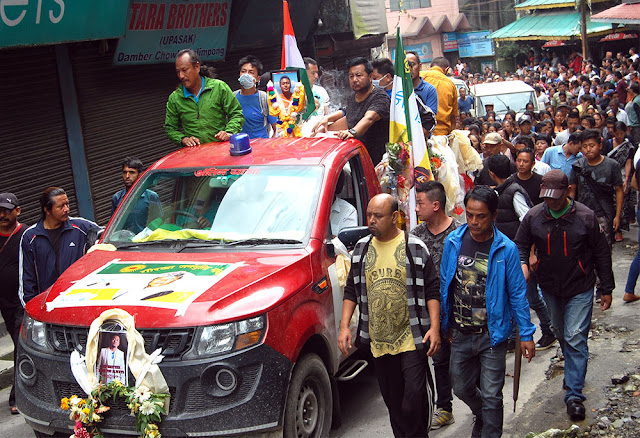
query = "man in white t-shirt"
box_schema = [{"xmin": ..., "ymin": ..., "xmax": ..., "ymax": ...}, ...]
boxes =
[{"xmin": 305, "ymin": 57, "xmax": 330, "ymax": 117}]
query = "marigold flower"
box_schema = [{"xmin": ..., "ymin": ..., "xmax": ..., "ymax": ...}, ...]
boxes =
[
  {"xmin": 60, "ymin": 398, "xmax": 69, "ymax": 410},
  {"xmin": 430, "ymin": 157, "xmax": 442, "ymax": 168}
]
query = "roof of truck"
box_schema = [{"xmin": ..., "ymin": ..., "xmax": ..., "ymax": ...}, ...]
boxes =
[{"xmin": 151, "ymin": 136, "xmax": 362, "ymax": 170}]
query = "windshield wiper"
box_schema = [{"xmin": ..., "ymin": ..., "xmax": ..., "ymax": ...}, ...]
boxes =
[
  {"xmin": 223, "ymin": 238, "xmax": 303, "ymax": 246},
  {"xmin": 114, "ymin": 240, "xmax": 172, "ymax": 249}
]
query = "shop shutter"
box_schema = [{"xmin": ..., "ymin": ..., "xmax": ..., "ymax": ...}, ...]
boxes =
[
  {"xmin": 70, "ymin": 42, "xmax": 179, "ymax": 225},
  {"xmin": 0, "ymin": 46, "xmax": 78, "ymax": 227}
]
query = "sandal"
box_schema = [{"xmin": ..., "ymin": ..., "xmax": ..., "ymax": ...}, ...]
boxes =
[{"xmin": 10, "ymin": 406, "xmax": 19, "ymax": 415}]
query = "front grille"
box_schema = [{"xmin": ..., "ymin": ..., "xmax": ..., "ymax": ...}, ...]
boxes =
[
  {"xmin": 24, "ymin": 371, "xmax": 54, "ymax": 403},
  {"xmin": 55, "ymin": 380, "xmax": 178, "ymax": 415},
  {"xmin": 46, "ymin": 325, "xmax": 195, "ymax": 360}
]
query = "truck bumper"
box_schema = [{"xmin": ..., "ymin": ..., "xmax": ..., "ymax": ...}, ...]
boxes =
[{"xmin": 17, "ymin": 340, "xmax": 292, "ymax": 437}]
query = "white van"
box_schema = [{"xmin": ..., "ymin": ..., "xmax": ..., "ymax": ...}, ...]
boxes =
[{"xmin": 470, "ymin": 80, "xmax": 539, "ymax": 119}]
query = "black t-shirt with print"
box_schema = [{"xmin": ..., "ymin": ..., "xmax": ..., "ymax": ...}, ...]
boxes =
[{"xmin": 452, "ymin": 230, "xmax": 493, "ymax": 330}]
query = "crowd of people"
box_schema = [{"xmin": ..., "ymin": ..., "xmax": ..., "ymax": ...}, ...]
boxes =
[{"xmin": 3, "ymin": 45, "xmax": 640, "ymax": 437}]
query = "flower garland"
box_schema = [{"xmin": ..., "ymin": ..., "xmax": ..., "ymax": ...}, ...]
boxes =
[
  {"xmin": 61, "ymin": 380, "xmax": 169, "ymax": 438},
  {"xmin": 266, "ymin": 80, "xmax": 306, "ymax": 137},
  {"xmin": 427, "ymin": 144, "xmax": 444, "ymax": 180}
]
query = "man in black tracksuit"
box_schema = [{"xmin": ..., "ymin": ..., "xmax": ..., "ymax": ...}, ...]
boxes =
[{"xmin": 515, "ymin": 170, "xmax": 614, "ymax": 421}]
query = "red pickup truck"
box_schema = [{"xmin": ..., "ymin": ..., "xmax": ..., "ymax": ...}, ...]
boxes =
[{"xmin": 17, "ymin": 136, "xmax": 380, "ymax": 437}]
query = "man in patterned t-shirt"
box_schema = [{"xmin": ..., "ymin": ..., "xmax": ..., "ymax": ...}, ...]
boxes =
[
  {"xmin": 339, "ymin": 194, "xmax": 441, "ymax": 437},
  {"xmin": 411, "ymin": 181, "xmax": 460, "ymax": 430},
  {"xmin": 440, "ymin": 186, "xmax": 535, "ymax": 438}
]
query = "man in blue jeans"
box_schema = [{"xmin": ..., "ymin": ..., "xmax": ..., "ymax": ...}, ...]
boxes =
[
  {"xmin": 441, "ymin": 186, "xmax": 536, "ymax": 437},
  {"xmin": 515, "ymin": 170, "xmax": 614, "ymax": 421}
]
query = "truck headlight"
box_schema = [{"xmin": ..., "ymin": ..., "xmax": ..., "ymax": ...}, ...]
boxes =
[
  {"xmin": 187, "ymin": 315, "xmax": 265, "ymax": 358},
  {"xmin": 21, "ymin": 315, "xmax": 51, "ymax": 352}
]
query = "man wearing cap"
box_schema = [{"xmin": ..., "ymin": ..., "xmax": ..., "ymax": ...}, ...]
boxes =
[
  {"xmin": 511, "ymin": 115, "xmax": 535, "ymax": 147},
  {"xmin": 515, "ymin": 170, "xmax": 614, "ymax": 421},
  {"xmin": 0, "ymin": 193, "xmax": 25, "ymax": 415},
  {"xmin": 474, "ymin": 132, "xmax": 516, "ymax": 186}
]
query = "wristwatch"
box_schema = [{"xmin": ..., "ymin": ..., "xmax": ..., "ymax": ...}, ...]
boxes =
[{"xmin": 348, "ymin": 128, "xmax": 357, "ymax": 137}]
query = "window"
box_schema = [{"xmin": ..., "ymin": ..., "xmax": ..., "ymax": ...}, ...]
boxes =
[
  {"xmin": 104, "ymin": 165, "xmax": 324, "ymax": 246},
  {"xmin": 390, "ymin": 0, "xmax": 431, "ymax": 12}
]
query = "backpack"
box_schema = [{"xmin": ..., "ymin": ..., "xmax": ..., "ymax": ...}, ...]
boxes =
[
  {"xmin": 234, "ymin": 90, "xmax": 270, "ymax": 127},
  {"xmin": 414, "ymin": 93, "xmax": 436, "ymax": 133}
]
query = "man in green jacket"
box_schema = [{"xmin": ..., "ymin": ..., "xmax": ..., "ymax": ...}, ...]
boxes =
[{"xmin": 165, "ymin": 49, "xmax": 244, "ymax": 147}]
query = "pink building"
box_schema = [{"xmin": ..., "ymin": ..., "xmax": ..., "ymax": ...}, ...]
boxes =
[{"xmin": 386, "ymin": 0, "xmax": 471, "ymax": 66}]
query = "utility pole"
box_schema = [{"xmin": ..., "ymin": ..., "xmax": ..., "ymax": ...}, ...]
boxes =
[{"xmin": 580, "ymin": 0, "xmax": 589, "ymax": 60}]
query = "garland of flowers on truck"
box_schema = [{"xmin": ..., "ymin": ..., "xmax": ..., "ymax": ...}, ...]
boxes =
[
  {"xmin": 266, "ymin": 80, "xmax": 306, "ymax": 137},
  {"xmin": 61, "ymin": 381, "xmax": 169, "ymax": 438}
]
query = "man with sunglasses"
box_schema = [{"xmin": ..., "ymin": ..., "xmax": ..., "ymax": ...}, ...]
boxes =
[{"xmin": 0, "ymin": 193, "xmax": 25, "ymax": 415}]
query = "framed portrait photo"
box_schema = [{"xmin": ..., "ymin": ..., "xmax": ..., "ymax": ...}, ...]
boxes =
[
  {"xmin": 96, "ymin": 326, "xmax": 129, "ymax": 386},
  {"xmin": 271, "ymin": 69, "xmax": 301, "ymax": 95}
]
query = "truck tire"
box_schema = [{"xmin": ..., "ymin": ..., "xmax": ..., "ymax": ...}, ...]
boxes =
[{"xmin": 283, "ymin": 353, "xmax": 332, "ymax": 438}]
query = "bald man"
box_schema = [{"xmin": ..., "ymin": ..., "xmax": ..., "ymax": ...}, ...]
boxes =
[{"xmin": 338, "ymin": 194, "xmax": 441, "ymax": 437}]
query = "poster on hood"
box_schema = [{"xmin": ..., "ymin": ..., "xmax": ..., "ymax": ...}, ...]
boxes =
[{"xmin": 47, "ymin": 261, "xmax": 239, "ymax": 316}]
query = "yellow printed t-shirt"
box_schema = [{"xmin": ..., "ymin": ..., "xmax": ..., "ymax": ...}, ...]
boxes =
[{"xmin": 365, "ymin": 233, "xmax": 413, "ymax": 358}]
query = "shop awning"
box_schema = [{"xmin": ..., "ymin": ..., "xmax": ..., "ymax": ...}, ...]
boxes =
[
  {"xmin": 515, "ymin": 0, "xmax": 576, "ymax": 12},
  {"xmin": 386, "ymin": 11, "xmax": 470, "ymax": 39},
  {"xmin": 592, "ymin": 3, "xmax": 640, "ymax": 25},
  {"xmin": 489, "ymin": 11, "xmax": 618, "ymax": 41},
  {"xmin": 599, "ymin": 32, "xmax": 638, "ymax": 42}
]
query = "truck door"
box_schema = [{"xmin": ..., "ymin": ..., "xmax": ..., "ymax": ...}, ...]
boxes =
[{"xmin": 324, "ymin": 153, "xmax": 370, "ymax": 368}]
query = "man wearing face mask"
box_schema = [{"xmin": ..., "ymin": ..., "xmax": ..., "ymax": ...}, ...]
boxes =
[
  {"xmin": 372, "ymin": 58, "xmax": 394, "ymax": 98},
  {"xmin": 235, "ymin": 55, "xmax": 278, "ymax": 138}
]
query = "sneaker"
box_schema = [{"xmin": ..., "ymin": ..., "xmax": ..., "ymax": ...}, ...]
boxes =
[
  {"xmin": 535, "ymin": 333, "xmax": 557, "ymax": 351},
  {"xmin": 506, "ymin": 338, "xmax": 516, "ymax": 353},
  {"xmin": 430, "ymin": 408, "xmax": 455, "ymax": 430},
  {"xmin": 471, "ymin": 414, "xmax": 483, "ymax": 438}
]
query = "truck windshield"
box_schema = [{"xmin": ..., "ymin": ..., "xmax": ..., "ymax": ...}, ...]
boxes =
[
  {"xmin": 103, "ymin": 165, "xmax": 324, "ymax": 247},
  {"xmin": 477, "ymin": 91, "xmax": 535, "ymax": 116}
]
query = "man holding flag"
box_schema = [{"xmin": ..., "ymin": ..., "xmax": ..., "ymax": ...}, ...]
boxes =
[{"xmin": 389, "ymin": 28, "xmax": 435, "ymax": 229}]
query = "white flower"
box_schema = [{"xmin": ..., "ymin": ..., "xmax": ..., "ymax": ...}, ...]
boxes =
[
  {"xmin": 69, "ymin": 395, "xmax": 82, "ymax": 406},
  {"xmin": 140, "ymin": 400, "xmax": 156, "ymax": 416},
  {"xmin": 134, "ymin": 386, "xmax": 152, "ymax": 402}
]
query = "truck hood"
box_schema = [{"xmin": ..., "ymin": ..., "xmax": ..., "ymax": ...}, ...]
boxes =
[{"xmin": 26, "ymin": 248, "xmax": 313, "ymax": 328}]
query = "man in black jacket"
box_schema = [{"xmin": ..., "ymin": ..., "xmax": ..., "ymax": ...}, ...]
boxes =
[{"xmin": 515, "ymin": 170, "xmax": 614, "ymax": 422}]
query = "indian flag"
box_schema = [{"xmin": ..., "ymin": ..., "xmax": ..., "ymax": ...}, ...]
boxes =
[
  {"xmin": 389, "ymin": 27, "xmax": 433, "ymax": 228},
  {"xmin": 281, "ymin": 0, "xmax": 304, "ymax": 69}
]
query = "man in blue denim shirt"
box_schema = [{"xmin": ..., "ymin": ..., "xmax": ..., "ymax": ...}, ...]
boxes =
[{"xmin": 441, "ymin": 186, "xmax": 536, "ymax": 438}]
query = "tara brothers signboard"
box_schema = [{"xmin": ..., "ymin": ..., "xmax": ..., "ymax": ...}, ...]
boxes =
[{"xmin": 114, "ymin": 0, "xmax": 231, "ymax": 65}]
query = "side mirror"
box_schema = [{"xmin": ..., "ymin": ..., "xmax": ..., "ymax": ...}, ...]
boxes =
[
  {"xmin": 87, "ymin": 227, "xmax": 105, "ymax": 248},
  {"xmin": 337, "ymin": 226, "xmax": 370, "ymax": 252}
]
